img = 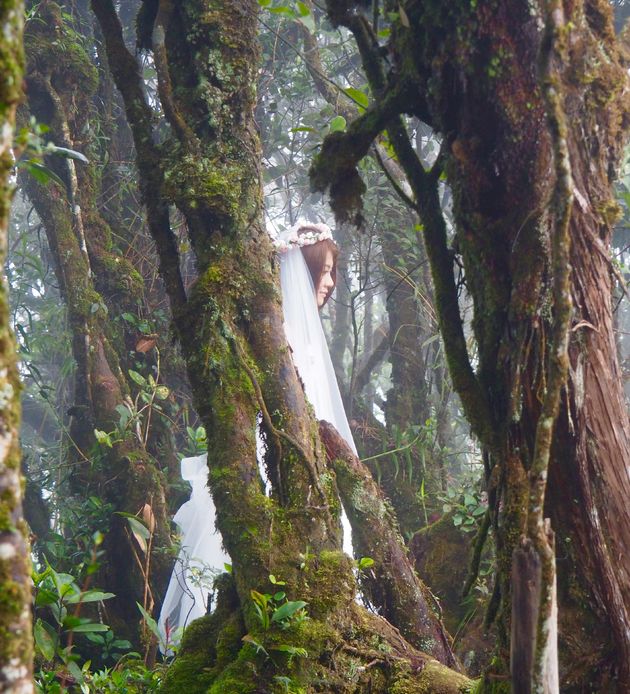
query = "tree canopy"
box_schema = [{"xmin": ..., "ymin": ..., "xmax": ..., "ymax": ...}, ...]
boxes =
[{"xmin": 1, "ymin": 1, "xmax": 629, "ymax": 693}]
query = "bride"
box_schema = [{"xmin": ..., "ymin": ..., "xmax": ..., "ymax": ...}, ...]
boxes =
[{"xmin": 158, "ymin": 221, "xmax": 356, "ymax": 647}]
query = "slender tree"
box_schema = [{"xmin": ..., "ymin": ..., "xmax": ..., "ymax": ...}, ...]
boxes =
[
  {"xmin": 20, "ymin": 2, "xmax": 173, "ymax": 641},
  {"xmin": 0, "ymin": 1, "xmax": 33, "ymax": 691}
]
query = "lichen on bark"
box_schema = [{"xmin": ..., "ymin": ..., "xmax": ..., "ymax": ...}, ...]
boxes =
[{"xmin": 0, "ymin": 0, "xmax": 33, "ymax": 691}]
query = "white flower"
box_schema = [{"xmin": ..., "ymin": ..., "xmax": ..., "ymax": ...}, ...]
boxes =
[{"xmin": 272, "ymin": 221, "xmax": 335, "ymax": 253}]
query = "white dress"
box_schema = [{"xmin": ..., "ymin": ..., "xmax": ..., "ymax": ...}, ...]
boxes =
[{"xmin": 158, "ymin": 242, "xmax": 355, "ymax": 646}]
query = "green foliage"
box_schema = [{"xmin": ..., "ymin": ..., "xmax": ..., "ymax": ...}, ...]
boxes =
[
  {"xmin": 32, "ymin": 534, "xmax": 167, "ymax": 692},
  {"xmin": 238, "ymin": 576, "xmax": 310, "ymax": 691},
  {"xmin": 439, "ymin": 486, "xmax": 487, "ymax": 533},
  {"xmin": 92, "ymin": 364, "xmax": 171, "ymax": 451},
  {"xmin": 32, "ymin": 538, "xmax": 117, "ymax": 687},
  {"xmin": 16, "ymin": 117, "xmax": 89, "ymax": 189},
  {"xmin": 357, "ymin": 556, "xmax": 375, "ymax": 570},
  {"xmin": 184, "ymin": 425, "xmax": 207, "ymax": 456},
  {"xmin": 249, "ymin": 578, "xmax": 308, "ymax": 632}
]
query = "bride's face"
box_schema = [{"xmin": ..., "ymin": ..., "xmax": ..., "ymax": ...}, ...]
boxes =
[{"xmin": 316, "ymin": 249, "xmax": 335, "ymax": 308}]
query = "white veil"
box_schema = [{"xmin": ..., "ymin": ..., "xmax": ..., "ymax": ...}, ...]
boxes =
[
  {"xmin": 279, "ymin": 241, "xmax": 356, "ymax": 455},
  {"xmin": 158, "ymin": 222, "xmax": 355, "ymax": 647}
]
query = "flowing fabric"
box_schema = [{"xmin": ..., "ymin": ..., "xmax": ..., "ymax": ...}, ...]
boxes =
[
  {"xmin": 157, "ymin": 455, "xmax": 229, "ymax": 646},
  {"xmin": 279, "ymin": 247, "xmax": 357, "ymax": 454},
  {"xmin": 158, "ymin": 241, "xmax": 356, "ymax": 646}
]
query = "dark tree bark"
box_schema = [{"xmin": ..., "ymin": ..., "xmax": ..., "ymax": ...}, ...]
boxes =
[
  {"xmin": 311, "ymin": 0, "xmax": 630, "ymax": 689},
  {"xmin": 0, "ymin": 2, "xmax": 33, "ymax": 691},
  {"xmin": 91, "ymin": 1, "xmax": 470, "ymax": 690}
]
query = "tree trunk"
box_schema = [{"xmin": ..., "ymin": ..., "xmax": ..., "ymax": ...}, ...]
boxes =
[
  {"xmin": 92, "ymin": 1, "xmax": 471, "ymax": 690},
  {"xmin": 0, "ymin": 2, "xmax": 33, "ymax": 691},
  {"xmin": 21, "ymin": 2, "xmax": 173, "ymax": 642},
  {"xmin": 312, "ymin": 0, "xmax": 630, "ymax": 688}
]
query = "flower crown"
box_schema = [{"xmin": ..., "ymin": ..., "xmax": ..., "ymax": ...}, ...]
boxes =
[{"xmin": 273, "ymin": 222, "xmax": 334, "ymax": 252}]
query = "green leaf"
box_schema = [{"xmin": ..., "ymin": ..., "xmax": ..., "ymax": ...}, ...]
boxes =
[
  {"xmin": 269, "ymin": 6, "xmax": 295, "ymax": 17},
  {"xmin": 34, "ymin": 619, "xmax": 56, "ymax": 661},
  {"xmin": 128, "ymin": 369, "xmax": 146, "ymax": 386},
  {"xmin": 251, "ymin": 589, "xmax": 270, "ymax": 608},
  {"xmin": 127, "ymin": 516, "xmax": 151, "ymax": 540},
  {"xmin": 65, "ymin": 590, "xmax": 115, "ymax": 605},
  {"xmin": 69, "ymin": 622, "xmax": 110, "ymax": 633},
  {"xmin": 62, "ymin": 615, "xmax": 83, "ymax": 629},
  {"xmin": 329, "ymin": 115, "xmax": 347, "ymax": 133},
  {"xmin": 21, "ymin": 160, "xmax": 65, "ymax": 188},
  {"xmin": 271, "ymin": 644, "xmax": 308, "ymax": 657},
  {"xmin": 84, "ymin": 632, "xmax": 105, "ymax": 645},
  {"xmin": 47, "ymin": 144, "xmax": 89, "ymax": 163},
  {"xmin": 155, "ymin": 385, "xmax": 169, "ymax": 400},
  {"xmin": 137, "ymin": 603, "xmax": 161, "ymax": 641},
  {"xmin": 296, "ymin": 1, "xmax": 310, "ymax": 16},
  {"xmin": 67, "ymin": 659, "xmax": 84, "ymax": 683},
  {"xmin": 35, "ymin": 588, "xmax": 58, "ymax": 607},
  {"xmin": 242, "ymin": 633, "xmax": 268, "ymax": 655},
  {"xmin": 344, "ymin": 87, "xmax": 369, "ymax": 109},
  {"xmin": 111, "ymin": 639, "xmax": 132, "ymax": 649},
  {"xmin": 50, "ymin": 568, "xmax": 77, "ymax": 596},
  {"xmin": 358, "ymin": 557, "xmax": 374, "ymax": 570},
  {"xmin": 258, "ymin": 0, "xmax": 271, "ymax": 5},
  {"xmin": 94, "ymin": 429, "xmax": 112, "ymax": 448},
  {"xmin": 271, "ymin": 600, "xmax": 307, "ymax": 624}
]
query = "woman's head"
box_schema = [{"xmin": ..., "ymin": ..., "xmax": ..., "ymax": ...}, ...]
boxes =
[{"xmin": 297, "ymin": 226, "xmax": 339, "ymax": 307}]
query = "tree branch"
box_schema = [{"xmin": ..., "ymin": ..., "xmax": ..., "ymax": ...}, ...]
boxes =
[
  {"xmin": 352, "ymin": 328, "xmax": 389, "ymax": 395},
  {"xmin": 319, "ymin": 420, "xmax": 459, "ymax": 669},
  {"xmin": 91, "ymin": 0, "xmax": 187, "ymax": 314}
]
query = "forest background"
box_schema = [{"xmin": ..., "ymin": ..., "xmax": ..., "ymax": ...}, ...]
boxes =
[{"xmin": 1, "ymin": 0, "xmax": 630, "ymax": 692}]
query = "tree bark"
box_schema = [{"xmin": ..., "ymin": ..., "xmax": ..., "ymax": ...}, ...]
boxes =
[
  {"xmin": 20, "ymin": 2, "xmax": 173, "ymax": 642},
  {"xmin": 92, "ymin": 1, "xmax": 472, "ymax": 690},
  {"xmin": 0, "ymin": 2, "xmax": 33, "ymax": 691},
  {"xmin": 312, "ymin": 0, "xmax": 630, "ymax": 688}
]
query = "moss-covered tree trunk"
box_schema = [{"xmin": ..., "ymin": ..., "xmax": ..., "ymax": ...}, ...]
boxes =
[
  {"xmin": 0, "ymin": 2, "xmax": 33, "ymax": 691},
  {"xmin": 20, "ymin": 2, "xmax": 173, "ymax": 643},
  {"xmin": 312, "ymin": 0, "xmax": 630, "ymax": 689},
  {"xmin": 91, "ymin": 1, "xmax": 473, "ymax": 691}
]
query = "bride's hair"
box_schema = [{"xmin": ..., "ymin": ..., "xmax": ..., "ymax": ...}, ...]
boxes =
[{"xmin": 297, "ymin": 226, "xmax": 339, "ymax": 306}]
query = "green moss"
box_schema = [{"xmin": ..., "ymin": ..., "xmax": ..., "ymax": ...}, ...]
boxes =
[
  {"xmin": 301, "ymin": 550, "xmax": 356, "ymax": 617},
  {"xmin": 161, "ymin": 574, "xmax": 246, "ymax": 693},
  {"xmin": 162, "ymin": 150, "xmax": 243, "ymax": 221},
  {"xmin": 24, "ymin": 3, "xmax": 98, "ymax": 94},
  {"xmin": 388, "ymin": 659, "xmax": 472, "ymax": 693}
]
